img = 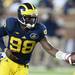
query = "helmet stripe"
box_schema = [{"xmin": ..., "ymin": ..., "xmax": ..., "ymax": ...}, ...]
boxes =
[
  {"xmin": 24, "ymin": 3, "xmax": 33, "ymax": 9},
  {"xmin": 18, "ymin": 3, "xmax": 38, "ymax": 16},
  {"xmin": 19, "ymin": 4, "xmax": 28, "ymax": 10},
  {"xmin": 28, "ymin": 3, "xmax": 35, "ymax": 10}
]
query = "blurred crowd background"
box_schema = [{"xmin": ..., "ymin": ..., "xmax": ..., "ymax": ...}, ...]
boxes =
[{"xmin": 0, "ymin": 0, "xmax": 75, "ymax": 68}]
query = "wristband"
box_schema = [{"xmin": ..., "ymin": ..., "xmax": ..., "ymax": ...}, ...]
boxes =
[{"xmin": 55, "ymin": 51, "xmax": 71, "ymax": 60}]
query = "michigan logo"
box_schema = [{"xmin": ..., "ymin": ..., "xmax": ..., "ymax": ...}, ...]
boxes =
[{"xmin": 30, "ymin": 33, "xmax": 39, "ymax": 39}]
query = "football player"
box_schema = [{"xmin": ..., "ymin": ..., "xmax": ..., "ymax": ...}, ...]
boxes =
[{"xmin": 0, "ymin": 3, "xmax": 75, "ymax": 75}]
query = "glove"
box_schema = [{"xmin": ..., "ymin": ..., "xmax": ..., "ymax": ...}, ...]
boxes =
[
  {"xmin": 55, "ymin": 51, "xmax": 75, "ymax": 65},
  {"xmin": 0, "ymin": 52, "xmax": 6, "ymax": 58}
]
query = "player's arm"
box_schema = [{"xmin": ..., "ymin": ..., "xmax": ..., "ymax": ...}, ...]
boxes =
[
  {"xmin": 40, "ymin": 37, "xmax": 75, "ymax": 65},
  {"xmin": 0, "ymin": 26, "xmax": 7, "ymax": 37},
  {"xmin": 40, "ymin": 37, "xmax": 58, "ymax": 56},
  {"xmin": 0, "ymin": 27, "xmax": 7, "ymax": 58}
]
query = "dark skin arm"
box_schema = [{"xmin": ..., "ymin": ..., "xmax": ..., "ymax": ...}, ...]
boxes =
[
  {"xmin": 40, "ymin": 37, "xmax": 58, "ymax": 57},
  {"xmin": 40, "ymin": 37, "xmax": 75, "ymax": 64}
]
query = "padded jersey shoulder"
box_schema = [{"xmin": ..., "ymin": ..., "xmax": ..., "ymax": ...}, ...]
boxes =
[
  {"xmin": 36, "ymin": 23, "xmax": 47, "ymax": 35},
  {"xmin": 6, "ymin": 17, "xmax": 18, "ymax": 34},
  {"xmin": 35, "ymin": 23, "xmax": 47, "ymax": 41}
]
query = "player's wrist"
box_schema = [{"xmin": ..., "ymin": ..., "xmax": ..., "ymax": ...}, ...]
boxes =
[{"xmin": 55, "ymin": 51, "xmax": 71, "ymax": 60}]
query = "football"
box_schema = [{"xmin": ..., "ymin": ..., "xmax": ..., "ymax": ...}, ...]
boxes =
[{"xmin": 66, "ymin": 52, "xmax": 75, "ymax": 65}]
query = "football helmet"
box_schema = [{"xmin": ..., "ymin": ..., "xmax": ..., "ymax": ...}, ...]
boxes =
[{"xmin": 17, "ymin": 3, "xmax": 38, "ymax": 29}]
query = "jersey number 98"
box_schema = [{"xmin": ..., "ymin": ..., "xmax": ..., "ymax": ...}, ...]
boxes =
[{"xmin": 10, "ymin": 36, "xmax": 36, "ymax": 54}]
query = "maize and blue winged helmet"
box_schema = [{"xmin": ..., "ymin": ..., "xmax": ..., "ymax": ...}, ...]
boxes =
[{"xmin": 17, "ymin": 3, "xmax": 38, "ymax": 29}]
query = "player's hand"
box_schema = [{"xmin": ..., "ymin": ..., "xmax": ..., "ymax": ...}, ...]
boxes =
[
  {"xmin": 66, "ymin": 52, "xmax": 75, "ymax": 65},
  {"xmin": 0, "ymin": 52, "xmax": 6, "ymax": 58}
]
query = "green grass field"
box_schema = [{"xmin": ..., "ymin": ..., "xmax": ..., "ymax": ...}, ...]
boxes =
[{"xmin": 29, "ymin": 66, "xmax": 75, "ymax": 75}]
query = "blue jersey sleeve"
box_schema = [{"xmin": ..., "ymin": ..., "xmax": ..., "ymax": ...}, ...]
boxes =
[
  {"xmin": 0, "ymin": 37, "xmax": 6, "ymax": 52},
  {"xmin": 0, "ymin": 26, "xmax": 7, "ymax": 37}
]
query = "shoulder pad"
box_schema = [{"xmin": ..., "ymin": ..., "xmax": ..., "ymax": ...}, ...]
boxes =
[
  {"xmin": 39, "ymin": 23, "xmax": 47, "ymax": 35},
  {"xmin": 6, "ymin": 17, "xmax": 18, "ymax": 33}
]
